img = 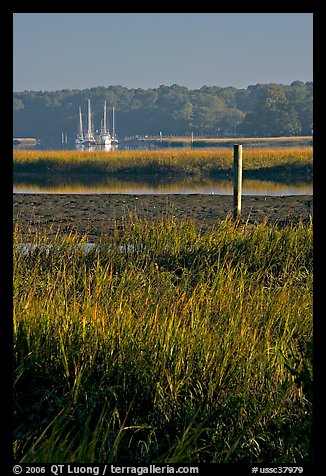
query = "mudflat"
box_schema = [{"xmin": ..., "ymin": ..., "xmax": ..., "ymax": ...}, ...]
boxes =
[{"xmin": 13, "ymin": 193, "xmax": 313, "ymax": 241}]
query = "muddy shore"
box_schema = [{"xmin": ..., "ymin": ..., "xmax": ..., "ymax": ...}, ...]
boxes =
[{"xmin": 13, "ymin": 193, "xmax": 313, "ymax": 241}]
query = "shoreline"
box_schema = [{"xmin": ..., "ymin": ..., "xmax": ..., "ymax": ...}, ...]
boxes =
[{"xmin": 13, "ymin": 193, "xmax": 313, "ymax": 241}]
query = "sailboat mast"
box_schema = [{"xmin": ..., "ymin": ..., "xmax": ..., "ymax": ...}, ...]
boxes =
[
  {"xmin": 112, "ymin": 106, "xmax": 115, "ymax": 138},
  {"xmin": 87, "ymin": 99, "xmax": 92, "ymax": 136},
  {"xmin": 103, "ymin": 101, "xmax": 107, "ymax": 133},
  {"xmin": 79, "ymin": 107, "xmax": 83, "ymax": 138}
]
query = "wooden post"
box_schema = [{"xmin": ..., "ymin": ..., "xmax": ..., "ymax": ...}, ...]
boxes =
[{"xmin": 233, "ymin": 144, "xmax": 243, "ymax": 220}]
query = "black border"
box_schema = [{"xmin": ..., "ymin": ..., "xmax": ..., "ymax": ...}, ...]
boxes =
[{"xmin": 6, "ymin": 7, "xmax": 321, "ymax": 475}]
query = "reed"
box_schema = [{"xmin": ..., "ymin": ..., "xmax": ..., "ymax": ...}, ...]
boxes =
[
  {"xmin": 13, "ymin": 146, "xmax": 312, "ymax": 179},
  {"xmin": 13, "ymin": 215, "xmax": 313, "ymax": 463}
]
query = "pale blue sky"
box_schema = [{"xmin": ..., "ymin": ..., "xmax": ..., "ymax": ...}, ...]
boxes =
[{"xmin": 13, "ymin": 13, "xmax": 313, "ymax": 92}]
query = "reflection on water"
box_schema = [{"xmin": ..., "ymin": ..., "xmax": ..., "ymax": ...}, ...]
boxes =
[
  {"xmin": 75, "ymin": 143, "xmax": 119, "ymax": 152},
  {"xmin": 14, "ymin": 136, "xmax": 313, "ymax": 152},
  {"xmin": 13, "ymin": 176, "xmax": 312, "ymax": 196}
]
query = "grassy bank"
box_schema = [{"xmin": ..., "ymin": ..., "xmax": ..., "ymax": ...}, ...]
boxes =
[
  {"xmin": 13, "ymin": 215, "xmax": 313, "ymax": 463},
  {"xmin": 13, "ymin": 146, "xmax": 313, "ymax": 179},
  {"xmin": 148, "ymin": 135, "xmax": 313, "ymax": 147}
]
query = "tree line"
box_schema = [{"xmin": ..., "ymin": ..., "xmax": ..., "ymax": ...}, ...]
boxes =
[{"xmin": 13, "ymin": 81, "xmax": 313, "ymax": 145}]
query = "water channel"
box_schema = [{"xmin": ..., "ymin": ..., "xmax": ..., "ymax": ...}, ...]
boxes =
[
  {"xmin": 13, "ymin": 143, "xmax": 313, "ymax": 196},
  {"xmin": 13, "ymin": 177, "xmax": 312, "ymax": 196}
]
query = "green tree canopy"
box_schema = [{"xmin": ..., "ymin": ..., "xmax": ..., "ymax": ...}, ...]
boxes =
[{"xmin": 13, "ymin": 81, "xmax": 313, "ymax": 145}]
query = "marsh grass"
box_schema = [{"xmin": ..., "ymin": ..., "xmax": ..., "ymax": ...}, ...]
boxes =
[
  {"xmin": 13, "ymin": 215, "xmax": 313, "ymax": 463},
  {"xmin": 13, "ymin": 147, "xmax": 312, "ymax": 178}
]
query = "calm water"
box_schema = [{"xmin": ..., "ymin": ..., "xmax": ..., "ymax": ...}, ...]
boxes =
[{"xmin": 13, "ymin": 177, "xmax": 312, "ymax": 196}]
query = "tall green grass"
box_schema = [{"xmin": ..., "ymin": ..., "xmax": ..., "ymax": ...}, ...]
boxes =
[{"xmin": 13, "ymin": 215, "xmax": 313, "ymax": 463}]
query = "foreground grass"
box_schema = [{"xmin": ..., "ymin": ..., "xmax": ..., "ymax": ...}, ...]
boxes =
[
  {"xmin": 13, "ymin": 215, "xmax": 313, "ymax": 463},
  {"xmin": 13, "ymin": 146, "xmax": 312, "ymax": 178}
]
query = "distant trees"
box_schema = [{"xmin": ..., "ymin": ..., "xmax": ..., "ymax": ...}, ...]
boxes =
[
  {"xmin": 13, "ymin": 81, "xmax": 312, "ymax": 145},
  {"xmin": 237, "ymin": 82, "xmax": 313, "ymax": 137}
]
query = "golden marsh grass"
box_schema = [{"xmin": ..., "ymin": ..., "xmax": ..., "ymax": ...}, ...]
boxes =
[{"xmin": 13, "ymin": 146, "xmax": 313, "ymax": 176}]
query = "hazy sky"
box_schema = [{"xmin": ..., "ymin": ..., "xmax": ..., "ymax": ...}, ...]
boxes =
[{"xmin": 13, "ymin": 13, "xmax": 313, "ymax": 92}]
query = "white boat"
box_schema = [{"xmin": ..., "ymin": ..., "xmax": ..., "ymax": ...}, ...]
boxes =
[
  {"xmin": 98, "ymin": 101, "xmax": 112, "ymax": 146},
  {"xmin": 83, "ymin": 99, "xmax": 97, "ymax": 146},
  {"xmin": 75, "ymin": 107, "xmax": 84, "ymax": 144},
  {"xmin": 111, "ymin": 106, "xmax": 118, "ymax": 145},
  {"xmin": 75, "ymin": 100, "xmax": 118, "ymax": 148}
]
